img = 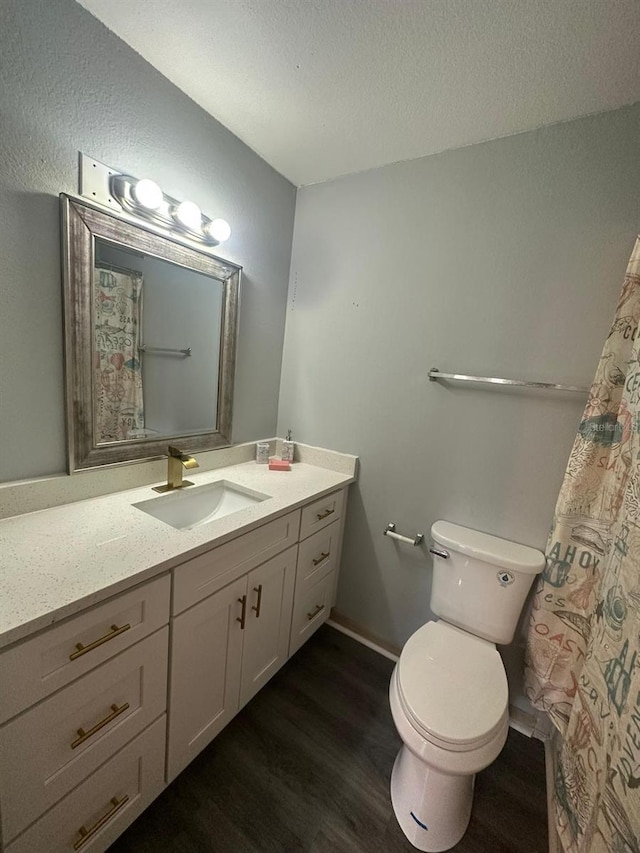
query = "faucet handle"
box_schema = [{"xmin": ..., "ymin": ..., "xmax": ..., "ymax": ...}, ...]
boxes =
[{"xmin": 168, "ymin": 445, "xmax": 186, "ymax": 459}]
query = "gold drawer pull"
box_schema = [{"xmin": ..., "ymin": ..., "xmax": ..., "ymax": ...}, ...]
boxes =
[
  {"xmin": 312, "ymin": 551, "xmax": 330, "ymax": 566},
  {"xmin": 316, "ymin": 508, "xmax": 335, "ymax": 521},
  {"xmin": 69, "ymin": 623, "xmax": 131, "ymax": 661},
  {"xmin": 73, "ymin": 794, "xmax": 129, "ymax": 849},
  {"xmin": 237, "ymin": 595, "xmax": 247, "ymax": 630},
  {"xmin": 71, "ymin": 702, "xmax": 130, "ymax": 749},
  {"xmin": 251, "ymin": 584, "xmax": 263, "ymax": 618},
  {"xmin": 307, "ymin": 603, "xmax": 325, "ymax": 621}
]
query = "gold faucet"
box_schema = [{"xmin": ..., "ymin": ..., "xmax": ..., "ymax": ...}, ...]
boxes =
[{"xmin": 152, "ymin": 445, "xmax": 199, "ymax": 493}]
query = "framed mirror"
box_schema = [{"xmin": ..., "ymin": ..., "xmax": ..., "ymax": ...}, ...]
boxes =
[{"xmin": 61, "ymin": 195, "xmax": 241, "ymax": 472}]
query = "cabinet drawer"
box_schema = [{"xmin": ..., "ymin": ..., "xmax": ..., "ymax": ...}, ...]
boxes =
[
  {"xmin": 289, "ymin": 571, "xmax": 334, "ymax": 656},
  {"xmin": 296, "ymin": 521, "xmax": 340, "ymax": 590},
  {"xmin": 0, "ymin": 574, "xmax": 170, "ymax": 724},
  {"xmin": 5, "ymin": 715, "xmax": 166, "ymax": 853},
  {"xmin": 0, "ymin": 627, "xmax": 168, "ymax": 842},
  {"xmin": 173, "ymin": 510, "xmax": 300, "ymax": 614},
  {"xmin": 299, "ymin": 490, "xmax": 344, "ymax": 541}
]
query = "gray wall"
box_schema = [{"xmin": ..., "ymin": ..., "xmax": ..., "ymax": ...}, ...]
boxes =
[
  {"xmin": 0, "ymin": 0, "xmax": 296, "ymax": 482},
  {"xmin": 278, "ymin": 103, "xmax": 640, "ymax": 655}
]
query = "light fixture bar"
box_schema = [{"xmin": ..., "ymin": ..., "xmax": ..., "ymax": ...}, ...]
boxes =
[{"xmin": 78, "ymin": 153, "xmax": 231, "ymax": 247}]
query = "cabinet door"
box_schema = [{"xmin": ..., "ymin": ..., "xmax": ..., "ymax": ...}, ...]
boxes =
[
  {"xmin": 239, "ymin": 546, "xmax": 297, "ymax": 709},
  {"xmin": 167, "ymin": 576, "xmax": 246, "ymax": 782}
]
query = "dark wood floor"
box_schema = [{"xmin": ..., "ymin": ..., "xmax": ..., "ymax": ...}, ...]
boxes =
[{"xmin": 109, "ymin": 625, "xmax": 548, "ymax": 853}]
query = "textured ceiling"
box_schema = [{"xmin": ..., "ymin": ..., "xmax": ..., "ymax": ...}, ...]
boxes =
[{"xmin": 76, "ymin": 0, "xmax": 640, "ymax": 186}]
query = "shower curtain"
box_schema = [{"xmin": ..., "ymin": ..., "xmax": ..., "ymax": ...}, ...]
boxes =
[
  {"xmin": 94, "ymin": 267, "xmax": 144, "ymax": 442},
  {"xmin": 524, "ymin": 237, "xmax": 640, "ymax": 853}
]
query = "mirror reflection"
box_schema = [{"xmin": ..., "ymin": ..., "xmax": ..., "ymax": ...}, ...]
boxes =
[{"xmin": 93, "ymin": 240, "xmax": 223, "ymax": 444}]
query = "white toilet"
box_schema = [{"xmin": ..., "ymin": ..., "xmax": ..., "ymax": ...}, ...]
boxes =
[{"xmin": 389, "ymin": 520, "xmax": 545, "ymax": 852}]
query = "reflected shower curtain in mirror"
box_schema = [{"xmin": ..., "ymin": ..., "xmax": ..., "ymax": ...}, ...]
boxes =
[
  {"xmin": 93, "ymin": 266, "xmax": 144, "ymax": 442},
  {"xmin": 524, "ymin": 236, "xmax": 640, "ymax": 853}
]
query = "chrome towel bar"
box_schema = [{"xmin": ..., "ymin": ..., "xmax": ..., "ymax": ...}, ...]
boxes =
[
  {"xmin": 384, "ymin": 522, "xmax": 424, "ymax": 547},
  {"xmin": 428, "ymin": 367, "xmax": 588, "ymax": 394}
]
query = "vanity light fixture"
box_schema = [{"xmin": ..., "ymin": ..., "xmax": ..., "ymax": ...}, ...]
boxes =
[
  {"xmin": 79, "ymin": 154, "xmax": 231, "ymax": 246},
  {"xmin": 113, "ymin": 174, "xmax": 230, "ymax": 245}
]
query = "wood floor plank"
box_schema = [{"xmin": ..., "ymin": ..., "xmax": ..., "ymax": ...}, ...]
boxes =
[{"xmin": 109, "ymin": 625, "xmax": 547, "ymax": 852}]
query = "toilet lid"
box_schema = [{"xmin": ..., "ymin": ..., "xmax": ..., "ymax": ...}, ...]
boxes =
[{"xmin": 397, "ymin": 621, "xmax": 508, "ymax": 747}]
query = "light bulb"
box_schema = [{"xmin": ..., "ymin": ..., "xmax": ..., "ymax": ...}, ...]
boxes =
[
  {"xmin": 206, "ymin": 218, "xmax": 231, "ymax": 242},
  {"xmin": 132, "ymin": 178, "xmax": 163, "ymax": 210},
  {"xmin": 174, "ymin": 200, "xmax": 202, "ymax": 231}
]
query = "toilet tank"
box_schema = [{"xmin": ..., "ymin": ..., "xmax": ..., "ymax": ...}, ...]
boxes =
[{"xmin": 430, "ymin": 521, "xmax": 545, "ymax": 645}]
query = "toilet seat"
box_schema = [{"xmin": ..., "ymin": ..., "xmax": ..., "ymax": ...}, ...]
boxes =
[{"xmin": 397, "ymin": 621, "xmax": 508, "ymax": 752}]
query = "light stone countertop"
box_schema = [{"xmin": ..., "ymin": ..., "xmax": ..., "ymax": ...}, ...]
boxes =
[{"xmin": 0, "ymin": 459, "xmax": 356, "ymax": 650}]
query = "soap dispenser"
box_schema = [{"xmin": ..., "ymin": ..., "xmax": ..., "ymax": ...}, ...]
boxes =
[{"xmin": 282, "ymin": 430, "xmax": 295, "ymax": 463}]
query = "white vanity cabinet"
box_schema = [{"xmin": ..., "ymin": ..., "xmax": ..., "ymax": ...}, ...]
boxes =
[
  {"xmin": 0, "ymin": 483, "xmax": 349, "ymax": 853},
  {"xmin": 0, "ymin": 574, "xmax": 171, "ymax": 853}
]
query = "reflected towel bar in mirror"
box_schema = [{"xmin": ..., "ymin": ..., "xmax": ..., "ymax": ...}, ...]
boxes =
[
  {"xmin": 139, "ymin": 345, "xmax": 192, "ymax": 357},
  {"xmin": 428, "ymin": 368, "xmax": 589, "ymax": 394}
]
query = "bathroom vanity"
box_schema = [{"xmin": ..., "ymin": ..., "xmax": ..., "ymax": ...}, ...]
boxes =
[{"xmin": 0, "ymin": 451, "xmax": 356, "ymax": 852}]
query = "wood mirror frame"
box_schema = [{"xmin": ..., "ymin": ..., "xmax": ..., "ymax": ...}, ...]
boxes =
[{"xmin": 61, "ymin": 195, "xmax": 241, "ymax": 472}]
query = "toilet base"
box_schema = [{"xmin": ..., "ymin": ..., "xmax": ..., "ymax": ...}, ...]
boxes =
[{"xmin": 390, "ymin": 744, "xmax": 474, "ymax": 852}]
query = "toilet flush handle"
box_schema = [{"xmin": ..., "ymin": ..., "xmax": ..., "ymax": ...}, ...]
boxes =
[{"xmin": 429, "ymin": 547, "xmax": 449, "ymax": 559}]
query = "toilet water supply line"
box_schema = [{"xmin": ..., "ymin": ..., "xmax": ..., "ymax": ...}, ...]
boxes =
[{"xmin": 383, "ymin": 523, "xmax": 450, "ymax": 558}]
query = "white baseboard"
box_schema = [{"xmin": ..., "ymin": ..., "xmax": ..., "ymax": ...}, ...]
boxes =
[
  {"xmin": 509, "ymin": 705, "xmax": 537, "ymax": 737},
  {"xmin": 326, "ymin": 618, "xmax": 399, "ymax": 662}
]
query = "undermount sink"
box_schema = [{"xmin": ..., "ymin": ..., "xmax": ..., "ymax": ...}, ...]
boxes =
[{"xmin": 133, "ymin": 480, "xmax": 271, "ymax": 530}]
